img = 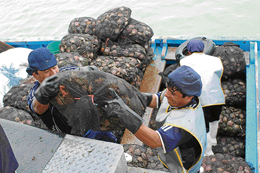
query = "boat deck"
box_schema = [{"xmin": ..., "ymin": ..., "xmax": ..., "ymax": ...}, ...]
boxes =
[{"xmin": 2, "ymin": 38, "xmax": 260, "ymax": 172}]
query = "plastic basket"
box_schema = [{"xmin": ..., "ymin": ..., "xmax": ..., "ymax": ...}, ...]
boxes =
[{"xmin": 47, "ymin": 41, "xmax": 60, "ymax": 54}]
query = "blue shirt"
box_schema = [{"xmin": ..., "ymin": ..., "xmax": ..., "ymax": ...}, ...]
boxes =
[{"xmin": 155, "ymin": 91, "xmax": 197, "ymax": 153}]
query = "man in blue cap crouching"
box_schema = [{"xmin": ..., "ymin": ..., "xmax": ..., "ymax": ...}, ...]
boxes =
[{"xmin": 26, "ymin": 47, "xmax": 117, "ymax": 142}]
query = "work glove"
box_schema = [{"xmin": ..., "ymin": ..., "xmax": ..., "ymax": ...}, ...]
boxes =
[
  {"xmin": 141, "ymin": 92, "xmax": 153, "ymax": 107},
  {"xmin": 34, "ymin": 75, "xmax": 60, "ymax": 105},
  {"xmin": 83, "ymin": 129, "xmax": 117, "ymax": 143},
  {"xmin": 102, "ymin": 88, "xmax": 143, "ymax": 134}
]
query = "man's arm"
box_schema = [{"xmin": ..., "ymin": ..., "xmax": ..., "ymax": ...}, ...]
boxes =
[
  {"xmin": 148, "ymin": 94, "xmax": 158, "ymax": 108},
  {"xmin": 134, "ymin": 124, "xmax": 162, "ymax": 149},
  {"xmin": 32, "ymin": 99, "xmax": 49, "ymax": 115}
]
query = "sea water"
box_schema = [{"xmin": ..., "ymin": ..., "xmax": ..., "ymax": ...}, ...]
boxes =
[
  {"xmin": 0, "ymin": 0, "xmax": 259, "ymax": 107},
  {"xmin": 0, "ymin": 0, "xmax": 259, "ymax": 40}
]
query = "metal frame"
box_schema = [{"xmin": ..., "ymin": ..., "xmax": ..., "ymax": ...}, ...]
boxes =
[{"xmin": 246, "ymin": 41, "xmax": 259, "ymax": 173}]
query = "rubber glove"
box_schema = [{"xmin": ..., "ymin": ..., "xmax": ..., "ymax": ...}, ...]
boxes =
[
  {"xmin": 141, "ymin": 92, "xmax": 153, "ymax": 107},
  {"xmin": 102, "ymin": 88, "xmax": 143, "ymax": 134},
  {"xmin": 34, "ymin": 75, "xmax": 60, "ymax": 105}
]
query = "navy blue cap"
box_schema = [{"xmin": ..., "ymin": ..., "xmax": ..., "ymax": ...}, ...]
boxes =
[
  {"xmin": 187, "ymin": 39, "xmax": 204, "ymax": 53},
  {"xmin": 26, "ymin": 47, "xmax": 57, "ymax": 75},
  {"xmin": 167, "ymin": 65, "xmax": 202, "ymax": 96}
]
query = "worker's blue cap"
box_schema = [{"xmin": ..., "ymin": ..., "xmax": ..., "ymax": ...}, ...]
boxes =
[
  {"xmin": 26, "ymin": 47, "xmax": 57, "ymax": 75},
  {"xmin": 167, "ymin": 65, "xmax": 202, "ymax": 97},
  {"xmin": 187, "ymin": 39, "xmax": 204, "ymax": 53}
]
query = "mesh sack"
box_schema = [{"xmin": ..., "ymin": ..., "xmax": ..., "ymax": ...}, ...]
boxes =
[
  {"xmin": 201, "ymin": 153, "xmax": 253, "ymax": 172},
  {"xmin": 95, "ymin": 6, "xmax": 132, "ymax": 41},
  {"xmin": 218, "ymin": 106, "xmax": 246, "ymax": 137},
  {"xmin": 119, "ymin": 18, "xmax": 154, "ymax": 46},
  {"xmin": 59, "ymin": 34, "xmax": 100, "ymax": 60},
  {"xmin": 101, "ymin": 38, "xmax": 153, "ymax": 71},
  {"xmin": 142, "ymin": 40, "xmax": 154, "ymax": 54},
  {"xmin": 90, "ymin": 56, "xmax": 143, "ymax": 89},
  {"xmin": 50, "ymin": 69, "xmax": 148, "ymax": 136},
  {"xmin": 117, "ymin": 38, "xmax": 154, "ymax": 53},
  {"xmin": 55, "ymin": 52, "xmax": 90, "ymax": 68},
  {"xmin": 68, "ymin": 17, "xmax": 96, "ymax": 35},
  {"xmin": 0, "ymin": 106, "xmax": 34, "ymax": 126},
  {"xmin": 212, "ymin": 42, "xmax": 246, "ymax": 79},
  {"xmin": 222, "ymin": 78, "xmax": 246, "ymax": 107},
  {"xmin": 101, "ymin": 38, "xmax": 146, "ymax": 60},
  {"xmin": 3, "ymin": 83, "xmax": 34, "ymax": 117},
  {"xmin": 158, "ymin": 63, "xmax": 180, "ymax": 85},
  {"xmin": 123, "ymin": 144, "xmax": 168, "ymax": 171},
  {"xmin": 212, "ymin": 136, "xmax": 245, "ymax": 158}
]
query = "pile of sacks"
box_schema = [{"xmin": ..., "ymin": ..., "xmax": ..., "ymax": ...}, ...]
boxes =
[
  {"xmin": 1, "ymin": 6, "xmax": 155, "ymax": 131},
  {"xmin": 57, "ymin": 6, "xmax": 154, "ymax": 89},
  {"xmin": 211, "ymin": 42, "xmax": 247, "ymax": 158}
]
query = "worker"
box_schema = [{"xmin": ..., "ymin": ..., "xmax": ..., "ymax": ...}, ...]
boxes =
[
  {"xmin": 0, "ymin": 124, "xmax": 18, "ymax": 173},
  {"xmin": 102, "ymin": 65, "xmax": 207, "ymax": 173},
  {"xmin": 26, "ymin": 47, "xmax": 116, "ymax": 142},
  {"xmin": 179, "ymin": 39, "xmax": 225, "ymax": 156}
]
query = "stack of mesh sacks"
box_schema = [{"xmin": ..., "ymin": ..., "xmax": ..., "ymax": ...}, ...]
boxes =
[
  {"xmin": 57, "ymin": 6, "xmax": 154, "ymax": 89},
  {"xmin": 200, "ymin": 42, "xmax": 251, "ymax": 172},
  {"xmin": 1, "ymin": 6, "xmax": 154, "ymax": 131},
  {"xmin": 210, "ymin": 42, "xmax": 247, "ymax": 158},
  {"xmin": 2, "ymin": 78, "xmax": 48, "ymax": 129}
]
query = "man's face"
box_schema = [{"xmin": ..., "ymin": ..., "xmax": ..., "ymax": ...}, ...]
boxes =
[
  {"xmin": 164, "ymin": 87, "xmax": 192, "ymax": 108},
  {"xmin": 33, "ymin": 65, "xmax": 59, "ymax": 83}
]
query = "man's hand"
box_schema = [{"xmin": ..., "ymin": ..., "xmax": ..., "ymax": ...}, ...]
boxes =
[
  {"xmin": 34, "ymin": 75, "xmax": 60, "ymax": 105},
  {"xmin": 141, "ymin": 92, "xmax": 153, "ymax": 107},
  {"xmin": 102, "ymin": 88, "xmax": 143, "ymax": 134}
]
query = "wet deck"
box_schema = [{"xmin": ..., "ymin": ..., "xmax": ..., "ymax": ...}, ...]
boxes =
[{"xmin": 120, "ymin": 46, "xmax": 167, "ymax": 145}]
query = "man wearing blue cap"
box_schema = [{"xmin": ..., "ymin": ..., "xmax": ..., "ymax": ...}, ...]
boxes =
[
  {"xmin": 103, "ymin": 65, "xmax": 207, "ymax": 173},
  {"xmin": 26, "ymin": 47, "xmax": 117, "ymax": 142},
  {"xmin": 180, "ymin": 39, "xmax": 225, "ymax": 156}
]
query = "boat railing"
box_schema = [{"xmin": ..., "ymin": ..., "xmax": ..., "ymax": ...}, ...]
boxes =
[{"xmin": 245, "ymin": 41, "xmax": 259, "ymax": 173}]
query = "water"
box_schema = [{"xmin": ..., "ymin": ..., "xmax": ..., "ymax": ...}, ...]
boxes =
[{"xmin": 0, "ymin": 0, "xmax": 259, "ymax": 41}]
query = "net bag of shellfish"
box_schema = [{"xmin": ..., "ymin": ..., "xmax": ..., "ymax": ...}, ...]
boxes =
[
  {"xmin": 118, "ymin": 18, "xmax": 154, "ymax": 46},
  {"xmin": 123, "ymin": 144, "xmax": 168, "ymax": 171},
  {"xmin": 59, "ymin": 34, "xmax": 100, "ymax": 60},
  {"xmin": 101, "ymin": 38, "xmax": 147, "ymax": 60},
  {"xmin": 218, "ymin": 106, "xmax": 246, "ymax": 137},
  {"xmin": 212, "ymin": 42, "xmax": 246, "ymax": 79},
  {"xmin": 201, "ymin": 153, "xmax": 253, "ymax": 173},
  {"xmin": 222, "ymin": 78, "xmax": 246, "ymax": 108},
  {"xmin": 68, "ymin": 17, "xmax": 96, "ymax": 35},
  {"xmin": 3, "ymin": 83, "xmax": 34, "ymax": 117},
  {"xmin": 90, "ymin": 56, "xmax": 144, "ymax": 89},
  {"xmin": 55, "ymin": 52, "xmax": 90, "ymax": 68},
  {"xmin": 100, "ymin": 38, "xmax": 153, "ymax": 70},
  {"xmin": 0, "ymin": 106, "xmax": 34, "ymax": 126},
  {"xmin": 212, "ymin": 136, "xmax": 245, "ymax": 157},
  {"xmin": 95, "ymin": 6, "xmax": 132, "ymax": 41},
  {"xmin": 50, "ymin": 69, "xmax": 148, "ymax": 136}
]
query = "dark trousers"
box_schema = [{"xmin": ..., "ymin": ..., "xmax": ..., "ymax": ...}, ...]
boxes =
[{"xmin": 202, "ymin": 105, "xmax": 223, "ymax": 133}]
